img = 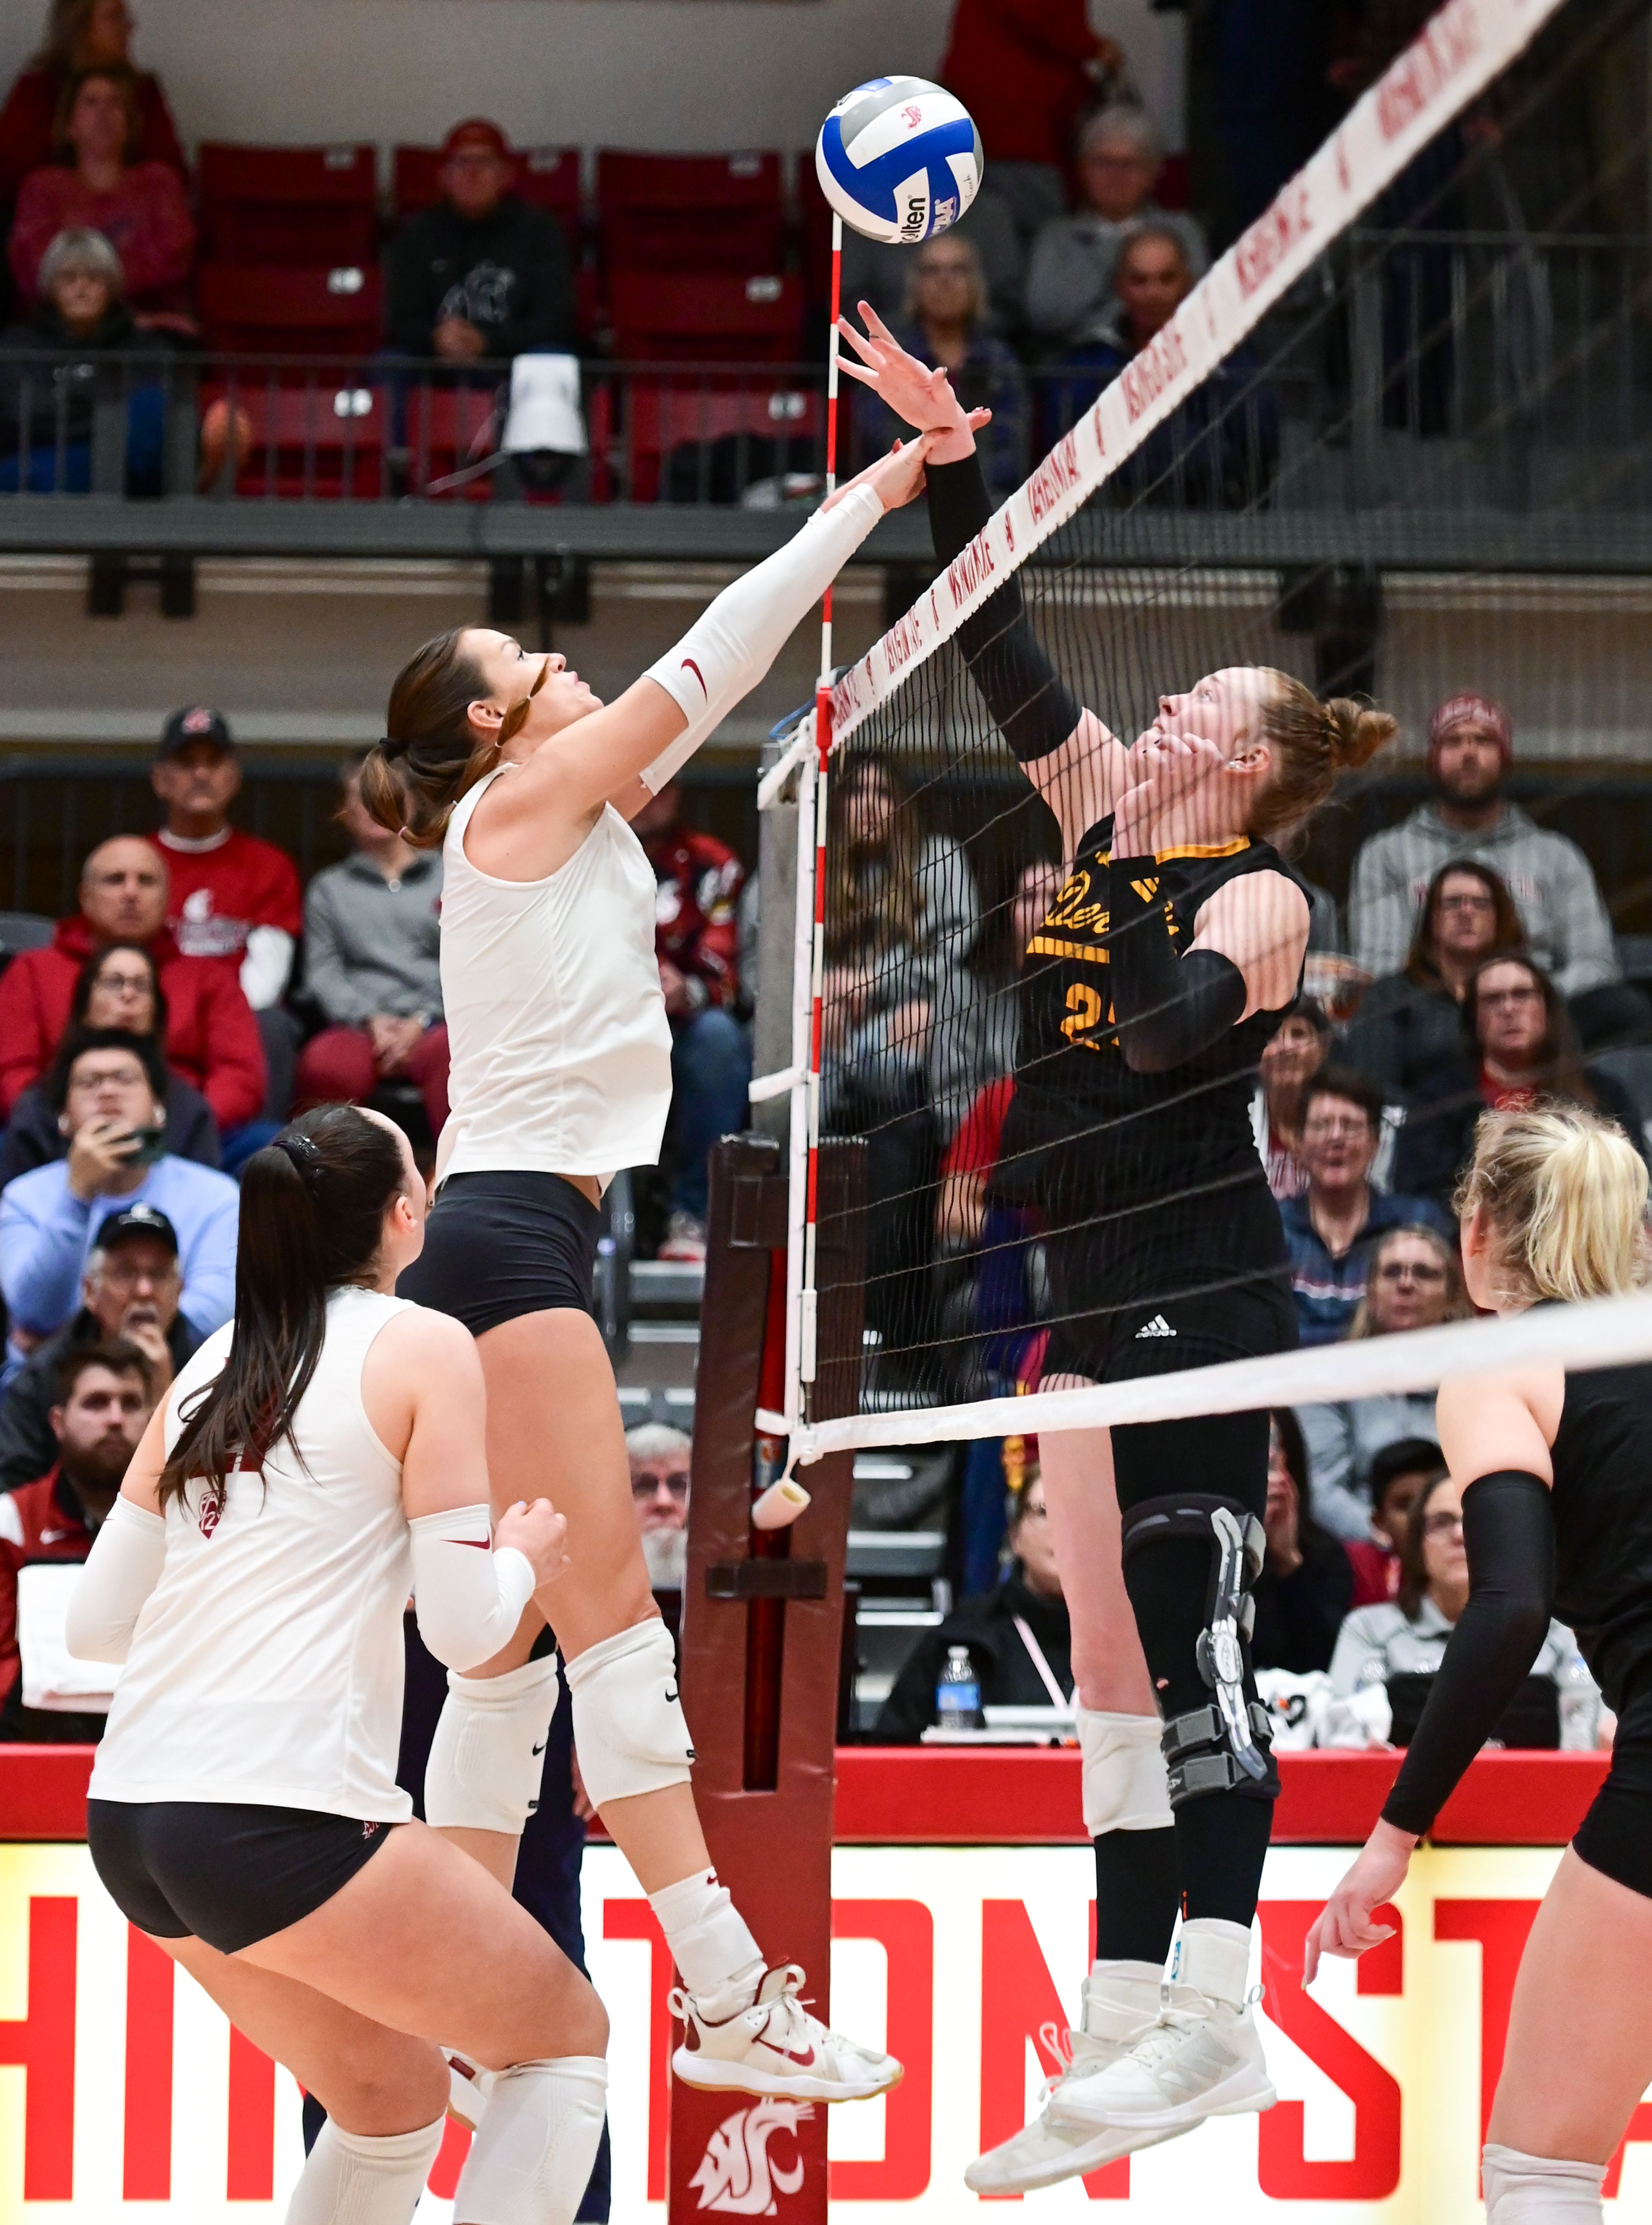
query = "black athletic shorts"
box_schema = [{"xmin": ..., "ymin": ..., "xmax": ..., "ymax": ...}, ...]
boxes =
[
  {"xmin": 87, "ymin": 1799, "xmax": 398, "ymax": 1954},
  {"xmin": 1573, "ymin": 1679, "xmax": 1652, "ymax": 1901},
  {"xmin": 397, "ymin": 1169, "xmax": 602, "ymax": 1336}
]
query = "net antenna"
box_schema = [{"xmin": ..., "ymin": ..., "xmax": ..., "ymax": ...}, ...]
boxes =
[{"xmin": 750, "ymin": 0, "xmax": 1652, "ymax": 1466}]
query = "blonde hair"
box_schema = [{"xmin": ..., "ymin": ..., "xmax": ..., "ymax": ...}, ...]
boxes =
[
  {"xmin": 1248, "ymin": 669, "xmax": 1396, "ymax": 841},
  {"xmin": 1346, "ymin": 1223, "xmax": 1471, "ymax": 1338},
  {"xmin": 1455, "ymin": 1103, "xmax": 1650, "ymax": 1306}
]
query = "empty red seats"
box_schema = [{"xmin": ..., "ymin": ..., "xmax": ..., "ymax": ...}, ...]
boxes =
[
  {"xmin": 613, "ymin": 382, "xmax": 822, "ymax": 501},
  {"xmin": 225, "ymin": 382, "xmax": 386, "ymax": 498},
  {"xmin": 596, "ymin": 151, "xmax": 784, "ymax": 277},
  {"xmin": 198, "ymin": 144, "xmax": 378, "ymax": 268},
  {"xmin": 197, "ymin": 265, "xmax": 382, "ymax": 356},
  {"xmin": 403, "ymin": 386, "xmax": 500, "ymax": 498},
  {"xmin": 607, "ymin": 271, "xmax": 801, "ymax": 363}
]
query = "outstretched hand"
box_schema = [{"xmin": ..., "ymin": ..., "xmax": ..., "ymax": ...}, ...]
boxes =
[
  {"xmin": 835, "ymin": 302, "xmax": 991, "ymax": 463},
  {"xmin": 823, "ymin": 425, "xmax": 946, "ymax": 517},
  {"xmin": 1302, "ymin": 1821, "xmax": 1415, "ymax": 1984}
]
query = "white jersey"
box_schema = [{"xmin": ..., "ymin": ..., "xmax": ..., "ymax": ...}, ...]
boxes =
[
  {"xmin": 89, "ymin": 1286, "xmax": 416, "ymax": 1820},
  {"xmin": 437, "ymin": 768, "xmax": 674, "ymax": 1183}
]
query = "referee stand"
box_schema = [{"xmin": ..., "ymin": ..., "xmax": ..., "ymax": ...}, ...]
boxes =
[{"xmin": 668, "ymin": 1130, "xmax": 867, "ymax": 2222}]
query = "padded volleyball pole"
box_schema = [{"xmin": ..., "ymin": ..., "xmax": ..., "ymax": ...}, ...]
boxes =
[{"xmin": 668, "ymin": 1131, "xmax": 867, "ymax": 2224}]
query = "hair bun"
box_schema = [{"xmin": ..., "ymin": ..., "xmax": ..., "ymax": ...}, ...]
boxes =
[{"xmin": 1323, "ymin": 698, "xmax": 1397, "ymax": 774}]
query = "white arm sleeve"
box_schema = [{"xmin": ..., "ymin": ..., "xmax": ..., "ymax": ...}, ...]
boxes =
[
  {"xmin": 64, "ymin": 1496, "xmax": 167, "ymax": 1664},
  {"xmin": 409, "ymin": 1503, "xmax": 538, "ymax": 1673},
  {"xmin": 638, "ymin": 482, "xmax": 883, "ymax": 791}
]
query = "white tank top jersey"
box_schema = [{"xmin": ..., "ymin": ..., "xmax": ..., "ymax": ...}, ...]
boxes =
[
  {"xmin": 437, "ymin": 767, "xmax": 674, "ymax": 1184},
  {"xmin": 89, "ymin": 1286, "xmax": 417, "ymax": 1820}
]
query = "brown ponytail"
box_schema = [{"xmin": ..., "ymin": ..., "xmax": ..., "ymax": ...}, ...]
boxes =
[
  {"xmin": 1248, "ymin": 668, "xmax": 1397, "ymax": 842},
  {"xmin": 361, "ymin": 629, "xmax": 499, "ymax": 851}
]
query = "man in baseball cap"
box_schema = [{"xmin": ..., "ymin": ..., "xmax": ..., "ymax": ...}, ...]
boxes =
[
  {"xmin": 1349, "ymin": 688, "xmax": 1645, "ymax": 1043},
  {"xmin": 384, "ymin": 114, "xmax": 577, "ymax": 368},
  {"xmin": 151, "ymin": 707, "xmax": 302, "ymax": 1109}
]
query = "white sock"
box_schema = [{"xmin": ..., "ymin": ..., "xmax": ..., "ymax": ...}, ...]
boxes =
[
  {"xmin": 1482, "ymin": 2143, "xmax": 1606, "ymax": 2222},
  {"xmin": 283, "ymin": 2114, "xmax": 444, "ymax": 2225},
  {"xmin": 1173, "ymin": 1918, "xmax": 1253, "ymax": 2011},
  {"xmin": 648, "ymin": 1868, "xmax": 763, "ymax": 1999},
  {"xmin": 1081, "ymin": 1960, "xmax": 1164, "ymax": 2043}
]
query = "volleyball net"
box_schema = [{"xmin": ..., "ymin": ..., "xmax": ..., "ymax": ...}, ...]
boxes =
[{"xmin": 751, "ymin": 0, "xmax": 1652, "ymax": 1464}]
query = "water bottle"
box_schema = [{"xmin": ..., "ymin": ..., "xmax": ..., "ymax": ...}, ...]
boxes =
[{"xmin": 936, "ymin": 1644, "xmax": 985, "ymax": 1731}]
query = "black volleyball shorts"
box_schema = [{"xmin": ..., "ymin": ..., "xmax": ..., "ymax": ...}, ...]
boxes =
[
  {"xmin": 1573, "ymin": 1680, "xmax": 1652, "ymax": 1901},
  {"xmin": 397, "ymin": 1169, "xmax": 602, "ymax": 1337},
  {"xmin": 88, "ymin": 1799, "xmax": 398, "ymax": 1953}
]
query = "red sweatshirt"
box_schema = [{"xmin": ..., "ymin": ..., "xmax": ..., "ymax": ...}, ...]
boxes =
[
  {"xmin": 644, "ymin": 826, "xmax": 744, "ymax": 1011},
  {"xmin": 939, "ymin": 0, "xmax": 1106, "ymax": 169},
  {"xmin": 158, "ymin": 827, "xmax": 303, "ymax": 966},
  {"xmin": 0, "ymin": 66, "xmax": 186, "ymax": 218},
  {"xmin": 0, "ymin": 917, "xmax": 267, "ymax": 1129}
]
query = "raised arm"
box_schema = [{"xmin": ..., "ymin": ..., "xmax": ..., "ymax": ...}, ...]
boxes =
[{"xmin": 836, "ymin": 307, "xmax": 1130, "ymax": 854}]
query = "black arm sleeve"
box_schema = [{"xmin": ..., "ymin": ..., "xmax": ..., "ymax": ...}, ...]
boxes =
[
  {"xmin": 926, "ymin": 452, "xmax": 1082, "ymax": 765},
  {"xmin": 1106, "ymin": 858, "xmax": 1248, "ymax": 1072},
  {"xmin": 1381, "ymin": 1471, "xmax": 1556, "ymax": 1838}
]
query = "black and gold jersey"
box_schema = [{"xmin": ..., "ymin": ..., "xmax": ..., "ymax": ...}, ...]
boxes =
[{"xmin": 1008, "ymin": 813, "xmax": 1308, "ymax": 1225}]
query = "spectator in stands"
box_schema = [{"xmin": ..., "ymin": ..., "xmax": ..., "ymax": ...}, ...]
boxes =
[
  {"xmin": 874, "ymin": 1467, "xmax": 1071, "ymax": 1741},
  {"xmin": 151, "ymin": 705, "xmax": 302, "ymax": 1117},
  {"xmin": 1039, "ymin": 222, "xmax": 1276, "ymax": 506},
  {"xmin": 627, "ymin": 1421, "xmax": 690, "ymax": 1597},
  {"xmin": 939, "ymin": 1, "xmax": 1123, "ymax": 252},
  {"xmin": 1295, "ymin": 1225, "xmax": 1468, "ymax": 1540},
  {"xmin": 934, "ymin": 855, "xmax": 1062, "ymax": 1176},
  {"xmin": 1328, "ymin": 1469, "xmax": 1602, "ymax": 1750},
  {"xmin": 0, "ymin": 226, "xmax": 179, "ymax": 494},
  {"xmin": 824, "ymin": 752, "xmax": 979, "ymax": 1364},
  {"xmin": 0, "ymin": 0, "xmax": 185, "ymax": 237},
  {"xmin": 0, "ymin": 1338, "xmax": 151, "ymax": 1742},
  {"xmin": 1396, "ymin": 954, "xmax": 1647, "ymax": 1211},
  {"xmin": 851, "ymin": 235, "xmax": 1026, "ymax": 500},
  {"xmin": 0, "ymin": 941, "xmax": 217, "ymax": 1185},
  {"xmin": 1281, "ymin": 1069, "xmax": 1450, "ymax": 1346},
  {"xmin": 0, "ymin": 1199, "xmax": 194, "ymax": 1495},
  {"xmin": 9, "ymin": 65, "xmax": 194, "ymax": 326},
  {"xmin": 1344, "ymin": 1436, "xmax": 1443, "ymax": 1609},
  {"xmin": 0, "ymin": 833, "xmax": 267, "ymax": 1152},
  {"xmin": 1251, "ymin": 1410, "xmax": 1353, "ymax": 1676},
  {"xmin": 630, "ymin": 779, "xmax": 749, "ymax": 1263},
  {"xmin": 294, "ymin": 752, "xmax": 448, "ymax": 1146},
  {"xmin": 0, "ymin": 1034, "xmax": 237, "ymax": 1358},
  {"xmin": 383, "ymin": 119, "xmax": 577, "ymax": 370},
  {"xmin": 1345, "ymin": 858, "xmax": 1526, "ymax": 1098},
  {"xmin": 1024, "ymin": 105, "xmax": 1207, "ymax": 350},
  {"xmin": 1251, "ymin": 997, "xmax": 1330, "ymax": 1201},
  {"xmin": 1348, "ymin": 693, "xmax": 1640, "ymax": 1043}
]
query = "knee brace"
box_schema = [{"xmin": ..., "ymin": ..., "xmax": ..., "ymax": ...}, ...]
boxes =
[
  {"xmin": 1482, "ymin": 2143, "xmax": 1606, "ymax": 2222},
  {"xmin": 424, "ymin": 1655, "xmax": 562, "ymax": 1836},
  {"xmin": 1078, "ymin": 1708, "xmax": 1173, "ymax": 1835},
  {"xmin": 451, "ymin": 2057, "xmax": 608, "ymax": 2225},
  {"xmin": 284, "ymin": 2114, "xmax": 444, "ymax": 2225},
  {"xmin": 563, "ymin": 1619, "xmax": 694, "ymax": 1809},
  {"xmin": 1121, "ymin": 1493, "xmax": 1275, "ymax": 1807}
]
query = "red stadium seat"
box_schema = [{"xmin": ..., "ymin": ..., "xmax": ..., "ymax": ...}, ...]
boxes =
[
  {"xmin": 392, "ymin": 144, "xmax": 581, "ymax": 232},
  {"xmin": 596, "ymin": 151, "xmax": 784, "ymax": 276},
  {"xmin": 225, "ymin": 382, "xmax": 387, "ymax": 499},
  {"xmin": 618, "ymin": 381, "xmax": 822, "ymax": 502},
  {"xmin": 402, "ymin": 385, "xmax": 500, "ymax": 499},
  {"xmin": 797, "ymin": 159, "xmax": 838, "ymax": 311},
  {"xmin": 607, "ymin": 271, "xmax": 802, "ymax": 364},
  {"xmin": 197, "ymin": 265, "xmax": 382, "ymax": 357},
  {"xmin": 198, "ymin": 143, "xmax": 379, "ymax": 268}
]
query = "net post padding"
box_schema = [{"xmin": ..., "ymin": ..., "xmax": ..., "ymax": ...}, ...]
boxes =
[
  {"xmin": 773, "ymin": 0, "xmax": 1568, "ymax": 769},
  {"xmin": 786, "ymin": 1290, "xmax": 1652, "ymax": 1464}
]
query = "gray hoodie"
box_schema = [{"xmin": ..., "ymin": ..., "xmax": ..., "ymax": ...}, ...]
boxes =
[
  {"xmin": 302, "ymin": 850, "xmax": 444, "ymax": 1028},
  {"xmin": 1348, "ymin": 800, "xmax": 1619, "ymax": 997}
]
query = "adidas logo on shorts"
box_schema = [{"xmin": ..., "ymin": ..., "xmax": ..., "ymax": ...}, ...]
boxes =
[{"xmin": 1135, "ymin": 1314, "xmax": 1176, "ymax": 1339}]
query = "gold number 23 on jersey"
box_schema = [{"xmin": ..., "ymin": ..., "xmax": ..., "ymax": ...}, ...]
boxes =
[{"xmin": 1061, "ymin": 982, "xmax": 1114, "ymax": 1045}]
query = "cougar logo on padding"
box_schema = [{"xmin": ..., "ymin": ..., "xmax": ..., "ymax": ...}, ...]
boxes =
[{"xmin": 690, "ymin": 2098, "xmax": 813, "ymax": 2215}]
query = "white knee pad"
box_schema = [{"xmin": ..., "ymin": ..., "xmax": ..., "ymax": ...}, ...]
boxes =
[
  {"xmin": 1079, "ymin": 1707, "xmax": 1173, "ymax": 1836},
  {"xmin": 563, "ymin": 1619, "xmax": 694, "ymax": 1809},
  {"xmin": 425, "ymin": 1655, "xmax": 562, "ymax": 1836},
  {"xmin": 451, "ymin": 2056, "xmax": 608, "ymax": 2225},
  {"xmin": 1482, "ymin": 2144, "xmax": 1606, "ymax": 2222},
  {"xmin": 283, "ymin": 2114, "xmax": 444, "ymax": 2225}
]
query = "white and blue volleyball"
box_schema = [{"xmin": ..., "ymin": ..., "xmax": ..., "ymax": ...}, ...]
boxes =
[{"xmin": 815, "ymin": 77, "xmax": 983, "ymax": 246}]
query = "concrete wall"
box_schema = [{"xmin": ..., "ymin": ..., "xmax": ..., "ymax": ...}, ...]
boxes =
[{"xmin": 0, "ymin": 0, "xmax": 1185, "ymax": 161}]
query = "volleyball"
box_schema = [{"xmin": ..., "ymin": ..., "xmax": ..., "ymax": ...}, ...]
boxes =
[{"xmin": 815, "ymin": 76, "xmax": 984, "ymax": 246}]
